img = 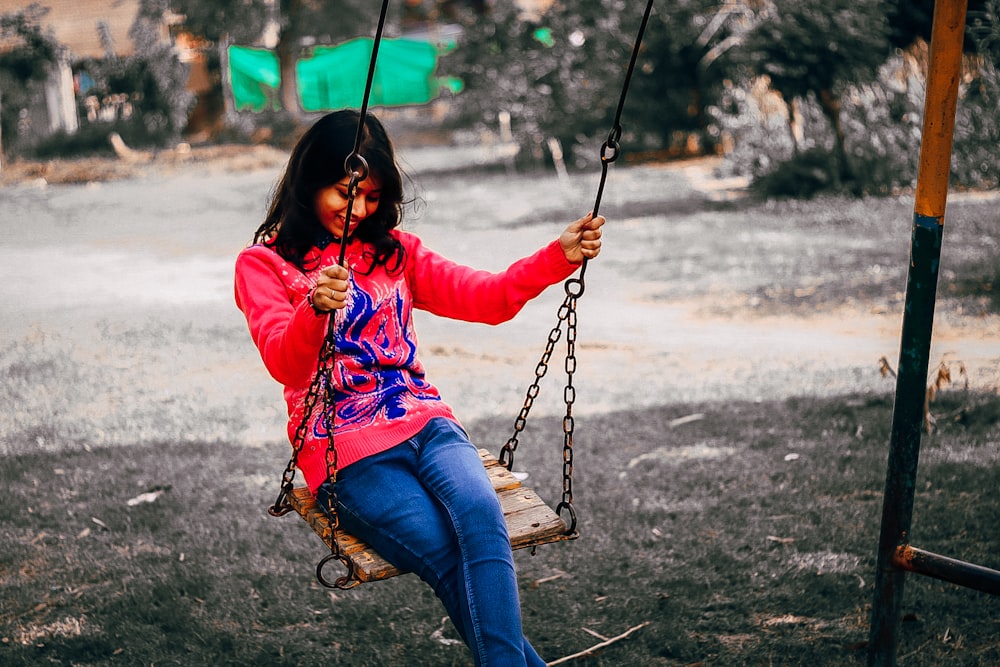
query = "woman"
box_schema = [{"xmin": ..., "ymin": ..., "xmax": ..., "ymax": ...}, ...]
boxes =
[{"xmin": 234, "ymin": 109, "xmax": 603, "ymax": 666}]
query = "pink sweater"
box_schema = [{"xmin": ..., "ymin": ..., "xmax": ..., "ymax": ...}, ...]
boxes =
[{"xmin": 235, "ymin": 230, "xmax": 579, "ymax": 492}]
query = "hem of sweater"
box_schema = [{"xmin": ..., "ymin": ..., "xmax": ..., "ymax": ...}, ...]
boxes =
[{"xmin": 300, "ymin": 404, "xmax": 460, "ymax": 493}]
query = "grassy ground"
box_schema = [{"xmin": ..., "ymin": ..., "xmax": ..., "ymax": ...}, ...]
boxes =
[
  {"xmin": 1, "ymin": 392, "xmax": 998, "ymax": 666},
  {"xmin": 1, "ymin": 155, "xmax": 998, "ymax": 665}
]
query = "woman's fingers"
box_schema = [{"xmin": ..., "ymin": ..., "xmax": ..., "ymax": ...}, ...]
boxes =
[
  {"xmin": 560, "ymin": 212, "xmax": 606, "ymax": 262},
  {"xmin": 312, "ymin": 264, "xmax": 351, "ymax": 312},
  {"xmin": 581, "ymin": 215, "xmax": 604, "ymax": 258}
]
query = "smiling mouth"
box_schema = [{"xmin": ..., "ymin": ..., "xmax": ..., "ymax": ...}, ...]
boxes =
[{"xmin": 334, "ymin": 217, "xmax": 363, "ymax": 236}]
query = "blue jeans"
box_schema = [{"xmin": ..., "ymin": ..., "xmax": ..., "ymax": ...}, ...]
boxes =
[{"xmin": 316, "ymin": 417, "xmax": 545, "ymax": 667}]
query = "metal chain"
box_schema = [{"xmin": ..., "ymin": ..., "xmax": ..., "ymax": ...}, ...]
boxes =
[
  {"xmin": 268, "ymin": 0, "xmax": 391, "ymax": 591},
  {"xmin": 268, "ymin": 321, "xmax": 360, "ymax": 589},
  {"xmin": 499, "ymin": 0, "xmax": 655, "ymax": 536},
  {"xmin": 498, "ymin": 290, "xmax": 572, "ymax": 470},
  {"xmin": 315, "ymin": 316, "xmax": 361, "ymax": 590},
  {"xmin": 267, "ymin": 333, "xmax": 334, "ymax": 518},
  {"xmin": 312, "ymin": 0, "xmax": 391, "ymax": 590},
  {"xmin": 557, "ymin": 284, "xmax": 580, "ymax": 532},
  {"xmin": 499, "ymin": 276, "xmax": 583, "ymax": 535}
]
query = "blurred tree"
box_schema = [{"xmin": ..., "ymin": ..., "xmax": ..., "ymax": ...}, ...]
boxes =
[
  {"xmin": 628, "ymin": 0, "xmax": 758, "ymax": 157},
  {"xmin": 165, "ymin": 0, "xmax": 268, "ymax": 44},
  {"xmin": 886, "ymin": 0, "xmax": 992, "ymax": 54},
  {"xmin": 741, "ymin": 0, "xmax": 891, "ymax": 184},
  {"xmin": 148, "ymin": 0, "xmax": 268, "ymax": 135},
  {"xmin": 132, "ymin": 0, "xmax": 194, "ymax": 139},
  {"xmin": 884, "ymin": 0, "xmax": 935, "ymax": 49},
  {"xmin": 968, "ymin": 0, "xmax": 1000, "ymax": 64},
  {"xmin": 44, "ymin": 0, "xmax": 194, "ymax": 154},
  {"xmin": 442, "ymin": 0, "xmax": 626, "ymax": 168},
  {"xmin": 0, "ymin": 5, "xmax": 59, "ymax": 155},
  {"xmin": 443, "ymin": 0, "xmax": 748, "ymax": 168},
  {"xmin": 879, "ymin": 0, "xmax": 1000, "ymax": 191},
  {"xmin": 164, "ymin": 0, "xmax": 393, "ymax": 120},
  {"xmin": 955, "ymin": 0, "xmax": 1000, "ymax": 190}
]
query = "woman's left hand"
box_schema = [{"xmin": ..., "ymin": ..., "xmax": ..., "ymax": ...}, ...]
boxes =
[{"xmin": 559, "ymin": 211, "xmax": 605, "ymax": 263}]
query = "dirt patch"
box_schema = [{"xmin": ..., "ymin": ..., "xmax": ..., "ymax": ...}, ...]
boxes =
[
  {"xmin": 0, "ymin": 143, "xmax": 290, "ymax": 186},
  {"xmin": 0, "ymin": 149, "xmax": 997, "ymax": 453}
]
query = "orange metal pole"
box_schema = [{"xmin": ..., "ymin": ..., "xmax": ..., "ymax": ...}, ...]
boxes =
[
  {"xmin": 914, "ymin": 2, "xmax": 967, "ymax": 220},
  {"xmin": 867, "ymin": 2, "xmax": 969, "ymax": 666}
]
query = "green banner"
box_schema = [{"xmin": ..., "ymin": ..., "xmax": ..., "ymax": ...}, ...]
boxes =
[
  {"xmin": 227, "ymin": 38, "xmax": 462, "ymax": 112},
  {"xmin": 227, "ymin": 45, "xmax": 280, "ymax": 112},
  {"xmin": 296, "ymin": 38, "xmax": 451, "ymax": 111}
]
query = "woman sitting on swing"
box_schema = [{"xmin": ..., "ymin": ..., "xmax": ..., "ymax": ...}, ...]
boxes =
[{"xmin": 234, "ymin": 109, "xmax": 603, "ymax": 666}]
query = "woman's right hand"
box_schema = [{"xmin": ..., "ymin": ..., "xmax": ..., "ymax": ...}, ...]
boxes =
[{"xmin": 309, "ymin": 263, "xmax": 351, "ymax": 313}]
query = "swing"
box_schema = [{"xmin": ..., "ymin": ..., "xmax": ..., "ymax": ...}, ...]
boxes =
[{"xmin": 266, "ymin": 0, "xmax": 655, "ymax": 590}]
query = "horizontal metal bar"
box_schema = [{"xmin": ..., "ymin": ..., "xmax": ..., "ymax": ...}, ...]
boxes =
[{"xmin": 893, "ymin": 544, "xmax": 1000, "ymax": 596}]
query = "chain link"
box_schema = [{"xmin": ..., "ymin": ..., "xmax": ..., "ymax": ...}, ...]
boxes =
[
  {"xmin": 557, "ymin": 289, "xmax": 578, "ymax": 532},
  {"xmin": 499, "ymin": 275, "xmax": 583, "ymax": 535},
  {"xmin": 268, "ymin": 331, "xmax": 331, "ymax": 517},
  {"xmin": 498, "ymin": 294, "xmax": 566, "ymax": 470},
  {"xmin": 268, "ymin": 316, "xmax": 360, "ymax": 589}
]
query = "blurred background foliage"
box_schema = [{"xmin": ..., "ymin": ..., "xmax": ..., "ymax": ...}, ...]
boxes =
[
  {"xmin": 1, "ymin": 0, "xmax": 999, "ymax": 197},
  {"xmin": 0, "ymin": 5, "xmax": 59, "ymax": 154}
]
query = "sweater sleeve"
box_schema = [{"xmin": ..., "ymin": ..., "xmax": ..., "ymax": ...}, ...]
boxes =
[
  {"xmin": 234, "ymin": 245, "xmax": 329, "ymax": 388},
  {"xmin": 404, "ymin": 233, "xmax": 581, "ymax": 325}
]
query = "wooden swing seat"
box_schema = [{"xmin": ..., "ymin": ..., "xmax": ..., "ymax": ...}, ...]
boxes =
[{"xmin": 288, "ymin": 448, "xmax": 577, "ymax": 583}]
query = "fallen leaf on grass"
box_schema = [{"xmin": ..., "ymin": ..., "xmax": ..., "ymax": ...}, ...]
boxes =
[
  {"xmin": 430, "ymin": 616, "xmax": 463, "ymax": 646},
  {"xmin": 127, "ymin": 491, "xmax": 163, "ymax": 506},
  {"xmin": 531, "ymin": 569, "xmax": 567, "ymax": 587},
  {"xmin": 761, "ymin": 614, "xmax": 812, "ymax": 627},
  {"xmin": 668, "ymin": 413, "xmax": 705, "ymax": 428},
  {"xmin": 126, "ymin": 485, "xmax": 172, "ymax": 506}
]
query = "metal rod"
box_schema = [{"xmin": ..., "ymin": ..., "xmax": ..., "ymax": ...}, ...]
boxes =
[
  {"xmin": 866, "ymin": 2, "xmax": 968, "ymax": 666},
  {"xmin": 893, "ymin": 545, "xmax": 1000, "ymax": 596}
]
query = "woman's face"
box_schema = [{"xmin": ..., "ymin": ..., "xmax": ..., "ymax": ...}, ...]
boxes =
[{"xmin": 314, "ymin": 173, "xmax": 383, "ymax": 239}]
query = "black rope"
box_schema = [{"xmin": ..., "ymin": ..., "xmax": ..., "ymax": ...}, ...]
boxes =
[
  {"xmin": 581, "ymin": 0, "xmax": 655, "ymax": 286},
  {"xmin": 338, "ymin": 0, "xmax": 391, "ymax": 267}
]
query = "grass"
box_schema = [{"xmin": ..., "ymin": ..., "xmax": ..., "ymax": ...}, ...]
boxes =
[{"xmin": 1, "ymin": 391, "xmax": 998, "ymax": 666}]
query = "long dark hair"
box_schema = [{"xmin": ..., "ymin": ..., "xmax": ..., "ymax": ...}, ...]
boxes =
[{"xmin": 254, "ymin": 110, "xmax": 404, "ymax": 272}]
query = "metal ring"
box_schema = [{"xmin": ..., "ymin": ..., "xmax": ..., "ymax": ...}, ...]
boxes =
[
  {"xmin": 555, "ymin": 501, "xmax": 577, "ymax": 533},
  {"xmin": 601, "ymin": 125, "xmax": 622, "ymax": 163},
  {"xmin": 316, "ymin": 553, "xmax": 341, "ymax": 588},
  {"xmin": 344, "ymin": 153, "xmax": 370, "ymax": 182},
  {"xmin": 316, "ymin": 553, "xmax": 361, "ymax": 590},
  {"xmin": 600, "ymin": 139, "xmax": 620, "ymax": 163},
  {"xmin": 564, "ymin": 277, "xmax": 585, "ymax": 298}
]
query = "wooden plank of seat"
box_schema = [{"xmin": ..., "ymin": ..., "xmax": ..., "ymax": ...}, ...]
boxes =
[{"xmin": 287, "ymin": 448, "xmax": 576, "ymax": 583}]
